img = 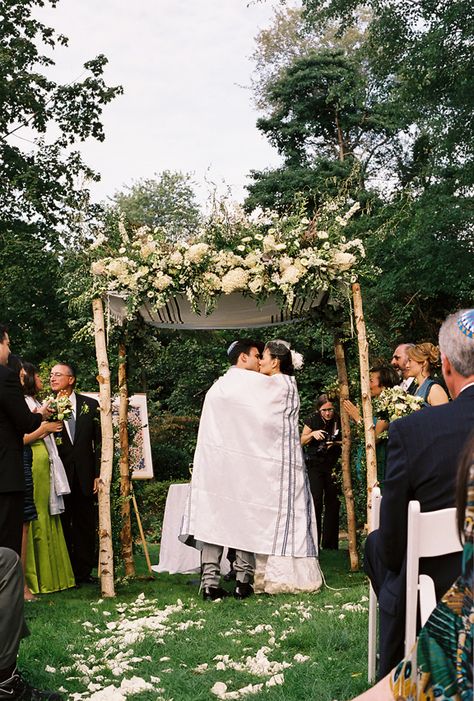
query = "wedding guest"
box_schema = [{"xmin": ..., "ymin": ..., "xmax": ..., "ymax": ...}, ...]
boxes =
[
  {"xmin": 22, "ymin": 363, "xmax": 75, "ymax": 594},
  {"xmin": 405, "ymin": 342, "xmax": 449, "ymax": 406},
  {"xmin": 301, "ymin": 395, "xmax": 342, "ymax": 550},
  {"xmin": 390, "ymin": 343, "xmax": 416, "ymax": 394},
  {"xmin": 50, "ymin": 362, "xmax": 101, "ymax": 585},
  {"xmin": 350, "ymin": 431, "xmax": 473, "ymax": 701},
  {"xmin": 7, "ymin": 354, "xmax": 37, "ymax": 601},
  {"xmin": 364, "ymin": 309, "xmax": 474, "ymax": 678},
  {"xmin": 343, "ymin": 365, "xmax": 399, "ymax": 484},
  {"xmin": 0, "ymin": 548, "xmax": 63, "ymax": 700},
  {"xmin": 0, "ymin": 325, "xmax": 49, "ymax": 555}
]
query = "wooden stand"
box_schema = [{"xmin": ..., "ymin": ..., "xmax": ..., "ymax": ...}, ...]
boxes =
[{"xmin": 118, "ymin": 342, "xmax": 135, "ymax": 577}]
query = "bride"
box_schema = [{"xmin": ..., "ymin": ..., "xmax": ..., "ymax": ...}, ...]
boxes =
[{"xmin": 254, "ymin": 339, "xmax": 323, "ymax": 594}]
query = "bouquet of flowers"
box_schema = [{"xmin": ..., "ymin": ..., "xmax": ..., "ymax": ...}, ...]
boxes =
[
  {"xmin": 373, "ymin": 386, "xmax": 424, "ymax": 424},
  {"xmin": 44, "ymin": 394, "xmax": 73, "ymax": 445}
]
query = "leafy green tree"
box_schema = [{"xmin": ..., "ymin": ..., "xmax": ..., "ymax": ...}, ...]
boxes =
[
  {"xmin": 0, "ymin": 0, "xmax": 122, "ymax": 361},
  {"xmin": 245, "ymin": 48, "xmax": 400, "ymax": 213},
  {"xmin": 301, "ymin": 0, "xmax": 474, "ymax": 186},
  {"xmin": 0, "ymin": 0, "xmax": 122, "ymax": 242},
  {"xmin": 111, "ymin": 172, "xmax": 201, "ymax": 240}
]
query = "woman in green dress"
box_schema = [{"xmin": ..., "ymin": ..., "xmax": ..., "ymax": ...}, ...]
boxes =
[{"xmin": 23, "ymin": 363, "xmax": 75, "ymax": 594}]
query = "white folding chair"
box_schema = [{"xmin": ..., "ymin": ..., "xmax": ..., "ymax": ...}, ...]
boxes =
[
  {"xmin": 404, "ymin": 501, "xmax": 462, "ymax": 656},
  {"xmin": 367, "ymin": 486, "xmax": 382, "ymax": 683}
]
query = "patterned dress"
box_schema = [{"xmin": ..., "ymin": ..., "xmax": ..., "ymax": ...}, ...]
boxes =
[{"xmin": 390, "ymin": 462, "xmax": 473, "ymax": 700}]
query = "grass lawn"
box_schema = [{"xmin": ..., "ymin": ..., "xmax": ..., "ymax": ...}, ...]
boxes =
[{"xmin": 19, "ymin": 546, "xmax": 373, "ymax": 701}]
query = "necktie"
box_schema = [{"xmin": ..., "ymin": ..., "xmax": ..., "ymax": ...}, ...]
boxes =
[{"xmin": 68, "ymin": 411, "xmax": 76, "ymax": 442}]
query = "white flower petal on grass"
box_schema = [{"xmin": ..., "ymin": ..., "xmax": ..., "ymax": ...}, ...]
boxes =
[
  {"xmin": 193, "ymin": 663, "xmax": 208, "ymax": 673},
  {"xmin": 45, "ymin": 666, "xmax": 56, "ymax": 673},
  {"xmin": 266, "ymin": 673, "xmax": 284, "ymax": 687},
  {"xmin": 293, "ymin": 654, "xmax": 310, "ymax": 663},
  {"xmin": 119, "ymin": 677, "xmax": 153, "ymax": 695},
  {"xmin": 211, "ymin": 681, "xmax": 228, "ymax": 697}
]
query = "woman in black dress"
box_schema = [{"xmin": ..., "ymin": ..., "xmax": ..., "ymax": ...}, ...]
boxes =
[{"xmin": 301, "ymin": 394, "xmax": 342, "ymax": 550}]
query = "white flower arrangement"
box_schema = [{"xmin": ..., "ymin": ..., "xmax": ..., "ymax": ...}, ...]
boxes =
[
  {"xmin": 373, "ymin": 386, "xmax": 424, "ymax": 424},
  {"xmin": 89, "ymin": 197, "xmax": 371, "ymax": 318}
]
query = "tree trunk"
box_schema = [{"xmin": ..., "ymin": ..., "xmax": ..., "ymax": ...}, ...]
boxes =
[
  {"xmin": 92, "ymin": 297, "xmax": 115, "ymax": 597},
  {"xmin": 351, "ymin": 283, "xmax": 378, "ymax": 531},
  {"xmin": 333, "ymin": 336, "xmax": 359, "ymax": 571},
  {"xmin": 118, "ymin": 342, "xmax": 135, "ymax": 577}
]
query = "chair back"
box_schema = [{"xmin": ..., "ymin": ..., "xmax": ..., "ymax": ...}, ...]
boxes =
[
  {"xmin": 404, "ymin": 501, "xmax": 462, "ymax": 655},
  {"xmin": 367, "ymin": 486, "xmax": 382, "ymax": 683}
]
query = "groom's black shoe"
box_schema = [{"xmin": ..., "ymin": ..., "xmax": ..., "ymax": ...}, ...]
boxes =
[
  {"xmin": 0, "ymin": 669, "xmax": 63, "ymax": 700},
  {"xmin": 234, "ymin": 582, "xmax": 254, "ymax": 600},
  {"xmin": 202, "ymin": 586, "xmax": 230, "ymax": 601}
]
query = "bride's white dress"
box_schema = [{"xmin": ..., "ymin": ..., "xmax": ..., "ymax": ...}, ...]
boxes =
[{"xmin": 254, "ymin": 554, "xmax": 322, "ymax": 594}]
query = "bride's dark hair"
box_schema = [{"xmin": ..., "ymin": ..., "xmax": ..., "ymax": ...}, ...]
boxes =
[{"xmin": 265, "ymin": 339, "xmax": 294, "ymax": 376}]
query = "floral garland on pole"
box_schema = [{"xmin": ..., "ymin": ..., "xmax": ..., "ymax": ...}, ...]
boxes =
[{"xmin": 88, "ymin": 197, "xmax": 372, "ymax": 318}]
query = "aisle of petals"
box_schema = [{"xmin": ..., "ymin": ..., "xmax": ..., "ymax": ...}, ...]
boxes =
[{"xmin": 48, "ymin": 592, "xmax": 368, "ymax": 700}]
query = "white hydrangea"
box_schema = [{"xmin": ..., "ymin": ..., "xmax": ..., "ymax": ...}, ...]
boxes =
[
  {"xmin": 221, "ymin": 268, "xmax": 249, "ymax": 294},
  {"xmin": 203, "ymin": 272, "xmax": 222, "ymax": 291},
  {"xmin": 153, "ymin": 274, "xmax": 173, "ymax": 291},
  {"xmin": 279, "ymin": 255, "xmax": 293, "ymax": 272},
  {"xmin": 332, "ymin": 251, "xmax": 357, "ymax": 271},
  {"xmin": 185, "ymin": 242, "xmax": 210, "ymax": 264},
  {"xmin": 248, "ymin": 276, "xmax": 264, "ymax": 294},
  {"xmin": 280, "ymin": 265, "xmax": 302, "ymax": 285},
  {"xmin": 169, "ymin": 250, "xmax": 183, "ymax": 266},
  {"xmin": 91, "ymin": 261, "xmax": 106, "ymax": 276}
]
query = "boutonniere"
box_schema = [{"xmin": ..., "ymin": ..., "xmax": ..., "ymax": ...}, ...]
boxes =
[{"xmin": 80, "ymin": 403, "xmax": 90, "ymax": 416}]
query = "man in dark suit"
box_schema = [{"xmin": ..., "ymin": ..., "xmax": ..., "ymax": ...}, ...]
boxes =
[
  {"xmin": 365, "ymin": 309, "xmax": 474, "ymax": 678},
  {"xmin": 50, "ymin": 362, "xmax": 101, "ymax": 584},
  {"xmin": 0, "ymin": 326, "xmax": 63, "ymax": 699},
  {"xmin": 0, "ymin": 326, "xmax": 50, "ymax": 554}
]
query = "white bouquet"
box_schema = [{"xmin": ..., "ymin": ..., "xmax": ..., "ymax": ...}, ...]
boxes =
[{"xmin": 373, "ymin": 386, "xmax": 424, "ymax": 424}]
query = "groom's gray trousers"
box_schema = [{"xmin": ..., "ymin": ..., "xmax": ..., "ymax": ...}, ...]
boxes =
[
  {"xmin": 0, "ymin": 547, "xmax": 29, "ymax": 670},
  {"xmin": 201, "ymin": 543, "xmax": 254, "ymax": 587}
]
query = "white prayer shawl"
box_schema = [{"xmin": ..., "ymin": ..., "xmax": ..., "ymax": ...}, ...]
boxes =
[
  {"xmin": 180, "ymin": 367, "xmax": 318, "ymax": 557},
  {"xmin": 25, "ymin": 396, "xmax": 71, "ymax": 515}
]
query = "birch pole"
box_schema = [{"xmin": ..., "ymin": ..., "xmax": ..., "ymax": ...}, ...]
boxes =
[
  {"xmin": 92, "ymin": 297, "xmax": 115, "ymax": 597},
  {"xmin": 351, "ymin": 283, "xmax": 378, "ymax": 531},
  {"xmin": 118, "ymin": 342, "xmax": 135, "ymax": 577},
  {"xmin": 333, "ymin": 336, "xmax": 359, "ymax": 571}
]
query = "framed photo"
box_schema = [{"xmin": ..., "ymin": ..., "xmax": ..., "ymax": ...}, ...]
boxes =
[{"xmin": 82, "ymin": 392, "xmax": 154, "ymax": 480}]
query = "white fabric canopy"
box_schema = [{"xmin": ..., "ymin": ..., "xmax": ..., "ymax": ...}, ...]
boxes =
[
  {"xmin": 179, "ymin": 367, "xmax": 318, "ymax": 557},
  {"xmin": 107, "ymin": 290, "xmax": 328, "ymax": 330}
]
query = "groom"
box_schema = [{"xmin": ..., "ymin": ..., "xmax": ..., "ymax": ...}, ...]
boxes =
[{"xmin": 50, "ymin": 362, "xmax": 101, "ymax": 584}]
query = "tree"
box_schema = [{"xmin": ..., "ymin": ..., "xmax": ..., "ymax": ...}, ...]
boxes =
[
  {"xmin": 245, "ymin": 48, "xmax": 399, "ymax": 212},
  {"xmin": 0, "ymin": 0, "xmax": 122, "ymax": 360},
  {"xmin": 0, "ymin": 0, "xmax": 122, "ymax": 243},
  {"xmin": 301, "ymin": 0, "xmax": 474, "ymax": 186},
  {"xmin": 111, "ymin": 172, "xmax": 201, "ymax": 240}
]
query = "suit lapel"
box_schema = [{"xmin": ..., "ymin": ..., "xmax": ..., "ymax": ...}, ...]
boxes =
[{"xmin": 74, "ymin": 394, "xmax": 84, "ymax": 443}]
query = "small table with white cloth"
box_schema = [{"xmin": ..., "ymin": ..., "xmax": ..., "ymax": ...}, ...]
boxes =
[{"xmin": 152, "ymin": 483, "xmax": 229, "ymax": 575}]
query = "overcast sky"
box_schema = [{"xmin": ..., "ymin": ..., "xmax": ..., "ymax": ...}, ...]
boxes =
[{"xmin": 36, "ymin": 0, "xmax": 285, "ymax": 207}]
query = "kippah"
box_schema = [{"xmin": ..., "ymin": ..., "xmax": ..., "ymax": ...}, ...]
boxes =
[
  {"xmin": 457, "ymin": 310, "xmax": 474, "ymax": 339},
  {"xmin": 227, "ymin": 340, "xmax": 239, "ymax": 356}
]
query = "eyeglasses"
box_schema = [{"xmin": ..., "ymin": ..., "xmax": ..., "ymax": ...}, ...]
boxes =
[
  {"xmin": 321, "ymin": 408, "xmax": 334, "ymax": 412},
  {"xmin": 50, "ymin": 372, "xmax": 73, "ymax": 378}
]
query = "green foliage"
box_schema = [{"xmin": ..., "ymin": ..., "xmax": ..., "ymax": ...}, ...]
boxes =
[
  {"xmin": 133, "ymin": 478, "xmax": 188, "ymax": 543},
  {"xmin": 0, "ymin": 0, "xmax": 122, "ymax": 241},
  {"xmin": 111, "ymin": 171, "xmax": 202, "ymax": 239}
]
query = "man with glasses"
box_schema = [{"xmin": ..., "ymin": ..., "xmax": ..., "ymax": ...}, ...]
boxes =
[{"xmin": 50, "ymin": 363, "xmax": 101, "ymax": 585}]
